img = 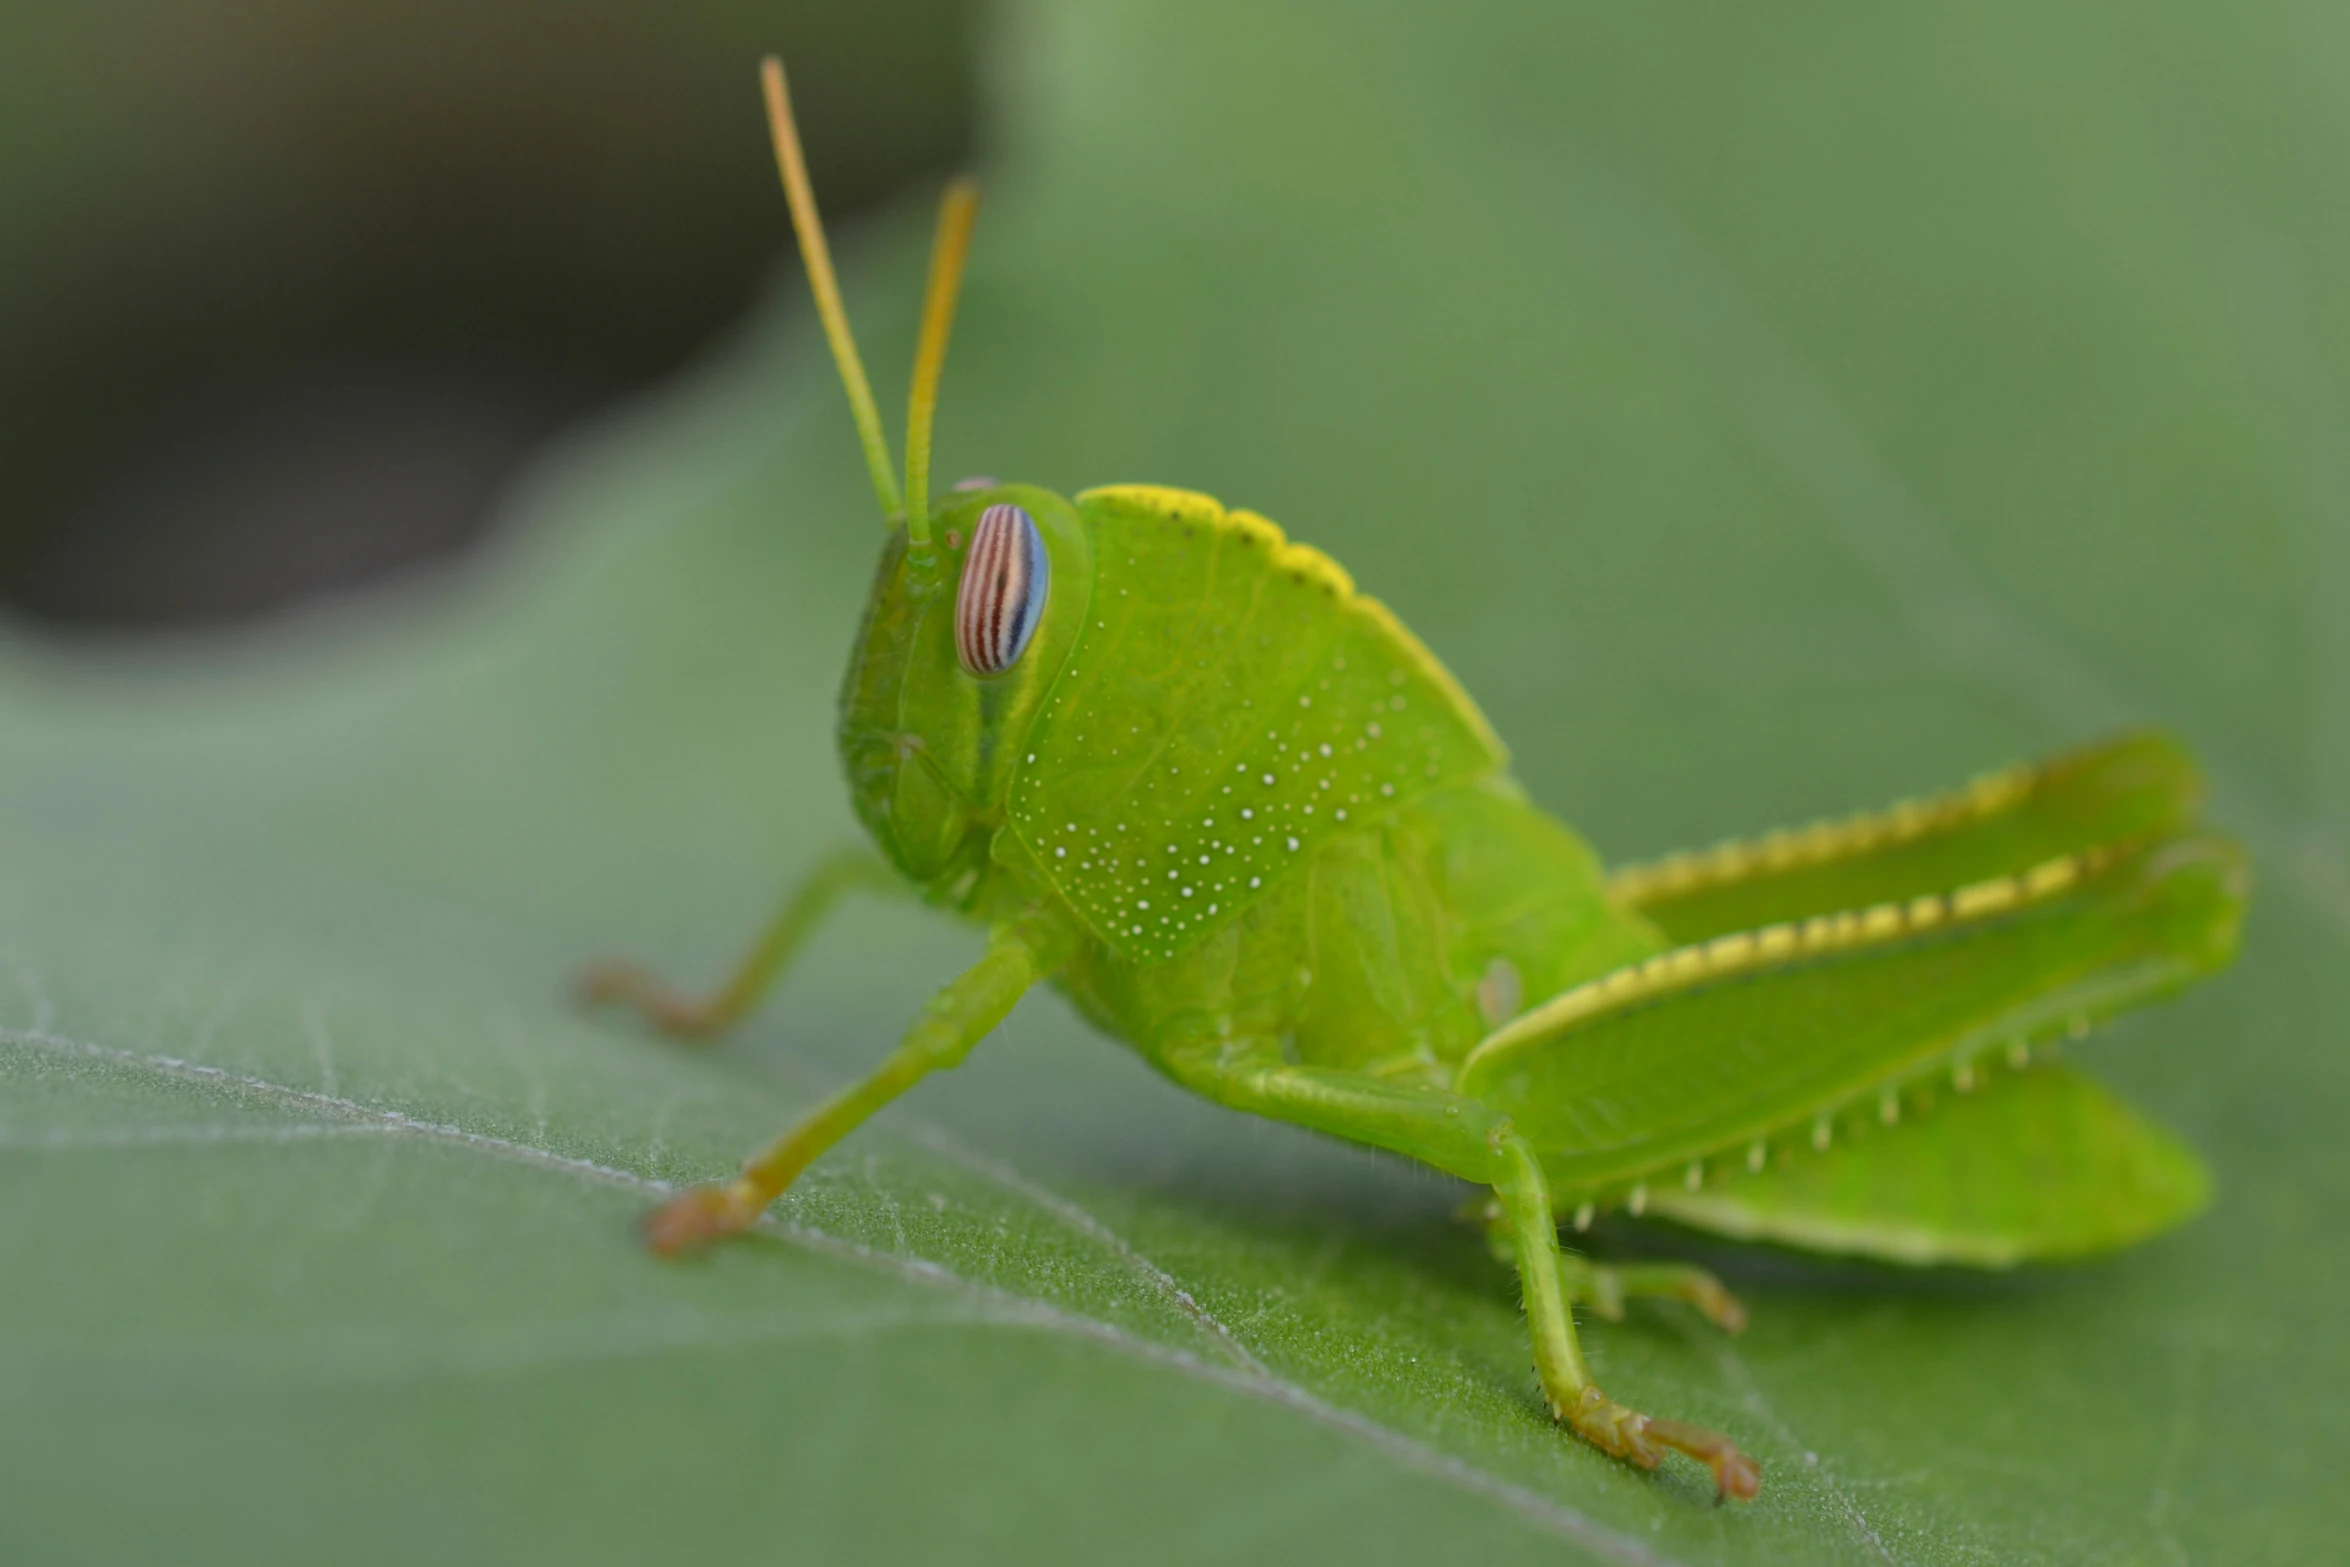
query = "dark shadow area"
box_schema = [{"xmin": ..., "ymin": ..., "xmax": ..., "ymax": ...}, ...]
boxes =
[
  {"xmin": 1582, "ymin": 1215, "xmax": 2081, "ymax": 1300},
  {"xmin": 1107, "ymin": 1148, "xmax": 2077, "ymax": 1313},
  {"xmin": 0, "ymin": 0, "xmax": 977, "ymax": 630}
]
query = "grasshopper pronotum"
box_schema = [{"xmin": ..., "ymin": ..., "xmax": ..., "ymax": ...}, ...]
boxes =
[{"xmin": 581, "ymin": 57, "xmax": 2248, "ymax": 1501}]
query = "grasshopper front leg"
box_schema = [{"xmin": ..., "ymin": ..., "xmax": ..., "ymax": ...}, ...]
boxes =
[
  {"xmin": 578, "ymin": 846, "xmax": 902, "ymax": 1039},
  {"xmin": 644, "ymin": 924, "xmax": 1042, "ymax": 1252}
]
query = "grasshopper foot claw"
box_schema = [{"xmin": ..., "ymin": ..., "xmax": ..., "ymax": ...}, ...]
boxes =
[
  {"xmin": 576, "ymin": 959, "xmax": 720, "ymax": 1039},
  {"xmin": 1554, "ymin": 1387, "xmax": 1759, "ymax": 1502},
  {"xmin": 643, "ymin": 1184, "xmax": 757, "ymax": 1255},
  {"xmin": 1685, "ymin": 1272, "xmax": 1749, "ymax": 1335},
  {"xmin": 1648, "ymin": 1417, "xmax": 1762, "ymax": 1502}
]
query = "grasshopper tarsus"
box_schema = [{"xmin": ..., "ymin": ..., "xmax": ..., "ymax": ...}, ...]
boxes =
[
  {"xmin": 574, "ymin": 958, "xmax": 726, "ymax": 1040},
  {"xmin": 1644, "ymin": 1262, "xmax": 1748, "ymax": 1335},
  {"xmin": 1559, "ymin": 1254, "xmax": 1748, "ymax": 1335},
  {"xmin": 1648, "ymin": 1419, "xmax": 1764, "ymax": 1504},
  {"xmin": 1559, "ymin": 1387, "xmax": 1759, "ymax": 1502},
  {"xmin": 642, "ymin": 1184, "xmax": 756, "ymax": 1256}
]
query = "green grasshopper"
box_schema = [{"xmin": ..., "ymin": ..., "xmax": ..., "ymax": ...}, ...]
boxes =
[{"xmin": 581, "ymin": 57, "xmax": 2249, "ymax": 1502}]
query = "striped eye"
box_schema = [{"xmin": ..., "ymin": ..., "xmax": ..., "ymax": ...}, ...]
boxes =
[{"xmin": 954, "ymin": 502, "xmax": 1050, "ymax": 677}]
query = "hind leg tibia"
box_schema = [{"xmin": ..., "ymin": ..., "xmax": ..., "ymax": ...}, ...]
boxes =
[{"xmin": 1494, "ymin": 1138, "xmax": 1760, "ymax": 1501}]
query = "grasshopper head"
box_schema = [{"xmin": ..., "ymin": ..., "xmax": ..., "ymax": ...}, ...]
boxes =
[
  {"xmin": 837, "ymin": 483, "xmax": 1092, "ymax": 888},
  {"xmin": 757, "ymin": 58, "xmax": 1089, "ymax": 889}
]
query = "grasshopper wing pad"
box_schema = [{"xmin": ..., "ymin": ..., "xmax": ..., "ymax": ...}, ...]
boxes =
[
  {"xmin": 1456, "ymin": 834, "xmax": 2245, "ymax": 1201},
  {"xmin": 1646, "ymin": 1063, "xmax": 2210, "ymax": 1265},
  {"xmin": 1612, "ymin": 732, "xmax": 2204, "ymax": 945},
  {"xmin": 1010, "ymin": 486, "xmax": 1505, "ymax": 960}
]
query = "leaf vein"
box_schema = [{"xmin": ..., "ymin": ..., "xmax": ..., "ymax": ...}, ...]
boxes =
[{"xmin": 0, "ymin": 1024, "xmax": 1688, "ymax": 1567}]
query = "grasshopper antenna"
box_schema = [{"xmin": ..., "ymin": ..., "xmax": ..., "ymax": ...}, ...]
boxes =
[
  {"xmin": 760, "ymin": 56, "xmax": 903, "ymax": 525},
  {"xmin": 902, "ymin": 178, "xmax": 980, "ymax": 549}
]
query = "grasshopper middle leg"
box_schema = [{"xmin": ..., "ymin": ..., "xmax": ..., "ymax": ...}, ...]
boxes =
[{"xmin": 642, "ymin": 926, "xmax": 1041, "ymax": 1253}]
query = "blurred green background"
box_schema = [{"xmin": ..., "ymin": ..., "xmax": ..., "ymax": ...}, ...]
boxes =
[{"xmin": 2, "ymin": 1, "xmax": 2344, "ymax": 1564}]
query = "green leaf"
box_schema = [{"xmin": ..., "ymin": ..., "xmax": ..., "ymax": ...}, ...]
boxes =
[{"xmin": 5, "ymin": 1, "xmax": 2341, "ymax": 1562}]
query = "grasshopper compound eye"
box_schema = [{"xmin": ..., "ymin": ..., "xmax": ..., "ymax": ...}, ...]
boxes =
[{"xmin": 954, "ymin": 502, "xmax": 1050, "ymax": 677}]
